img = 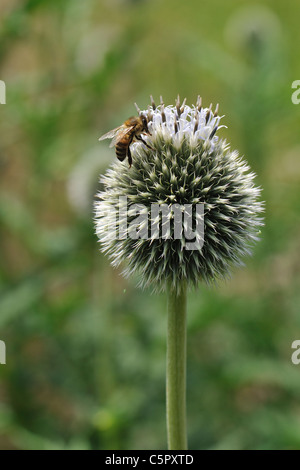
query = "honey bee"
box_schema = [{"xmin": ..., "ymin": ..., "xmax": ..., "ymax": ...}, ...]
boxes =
[{"xmin": 99, "ymin": 115, "xmax": 152, "ymax": 167}]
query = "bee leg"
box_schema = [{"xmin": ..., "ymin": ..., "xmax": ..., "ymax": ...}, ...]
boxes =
[
  {"xmin": 127, "ymin": 146, "xmax": 132, "ymax": 168},
  {"xmin": 136, "ymin": 135, "xmax": 154, "ymax": 151}
]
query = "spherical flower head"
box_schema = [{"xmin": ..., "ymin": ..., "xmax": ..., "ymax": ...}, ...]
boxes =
[{"xmin": 95, "ymin": 96, "xmax": 264, "ymax": 293}]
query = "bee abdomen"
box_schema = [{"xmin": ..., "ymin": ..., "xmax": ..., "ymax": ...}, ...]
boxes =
[{"xmin": 115, "ymin": 141, "xmax": 128, "ymax": 162}]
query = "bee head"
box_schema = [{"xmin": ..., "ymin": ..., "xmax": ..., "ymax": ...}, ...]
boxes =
[{"xmin": 141, "ymin": 114, "xmax": 151, "ymax": 135}]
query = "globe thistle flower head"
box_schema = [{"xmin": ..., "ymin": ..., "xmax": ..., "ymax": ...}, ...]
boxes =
[{"xmin": 95, "ymin": 96, "xmax": 264, "ymax": 293}]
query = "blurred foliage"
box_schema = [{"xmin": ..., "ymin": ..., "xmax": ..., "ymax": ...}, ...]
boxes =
[{"xmin": 0, "ymin": 0, "xmax": 300, "ymax": 450}]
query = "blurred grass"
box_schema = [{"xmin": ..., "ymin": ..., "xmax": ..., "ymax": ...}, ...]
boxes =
[{"xmin": 0, "ymin": 0, "xmax": 300, "ymax": 450}]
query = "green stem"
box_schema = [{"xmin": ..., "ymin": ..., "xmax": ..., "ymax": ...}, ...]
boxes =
[{"xmin": 166, "ymin": 283, "xmax": 188, "ymax": 450}]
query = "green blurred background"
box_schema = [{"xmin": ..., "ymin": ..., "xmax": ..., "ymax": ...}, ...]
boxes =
[{"xmin": 0, "ymin": 0, "xmax": 299, "ymax": 450}]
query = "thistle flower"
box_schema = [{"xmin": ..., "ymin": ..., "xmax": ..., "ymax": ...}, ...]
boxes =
[
  {"xmin": 95, "ymin": 96, "xmax": 264, "ymax": 450},
  {"xmin": 95, "ymin": 96, "xmax": 264, "ymax": 293}
]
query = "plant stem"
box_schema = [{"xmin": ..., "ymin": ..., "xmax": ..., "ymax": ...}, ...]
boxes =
[{"xmin": 166, "ymin": 283, "xmax": 188, "ymax": 450}]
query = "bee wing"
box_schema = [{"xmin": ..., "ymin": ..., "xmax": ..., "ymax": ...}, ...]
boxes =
[
  {"xmin": 99, "ymin": 126, "xmax": 122, "ymax": 145},
  {"xmin": 99, "ymin": 125, "xmax": 134, "ymax": 148}
]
